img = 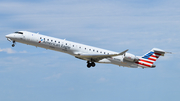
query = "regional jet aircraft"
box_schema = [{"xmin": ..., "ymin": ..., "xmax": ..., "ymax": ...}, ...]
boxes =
[{"xmin": 5, "ymin": 31, "xmax": 168, "ymax": 68}]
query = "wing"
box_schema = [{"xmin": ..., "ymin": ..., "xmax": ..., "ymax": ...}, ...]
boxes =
[{"xmin": 75, "ymin": 49, "xmax": 128, "ymax": 62}]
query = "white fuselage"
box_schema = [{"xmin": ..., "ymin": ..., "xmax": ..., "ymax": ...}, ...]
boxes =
[{"xmin": 5, "ymin": 31, "xmax": 148, "ymax": 68}]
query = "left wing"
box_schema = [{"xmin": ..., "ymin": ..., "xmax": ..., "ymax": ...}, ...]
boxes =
[{"xmin": 75, "ymin": 49, "xmax": 128, "ymax": 62}]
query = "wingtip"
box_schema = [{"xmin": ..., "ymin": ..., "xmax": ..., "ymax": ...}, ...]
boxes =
[{"xmin": 125, "ymin": 49, "xmax": 129, "ymax": 52}]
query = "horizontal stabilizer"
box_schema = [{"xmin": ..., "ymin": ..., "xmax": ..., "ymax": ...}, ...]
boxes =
[{"xmin": 153, "ymin": 48, "xmax": 166, "ymax": 56}]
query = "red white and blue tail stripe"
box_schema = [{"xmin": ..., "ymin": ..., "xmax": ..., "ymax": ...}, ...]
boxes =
[{"xmin": 136, "ymin": 48, "xmax": 165, "ymax": 68}]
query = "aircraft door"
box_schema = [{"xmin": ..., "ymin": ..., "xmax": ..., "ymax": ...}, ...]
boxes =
[
  {"xmin": 24, "ymin": 32, "xmax": 31, "ymax": 41},
  {"xmin": 31, "ymin": 34, "xmax": 39, "ymax": 42},
  {"xmin": 23, "ymin": 34, "xmax": 25, "ymax": 40}
]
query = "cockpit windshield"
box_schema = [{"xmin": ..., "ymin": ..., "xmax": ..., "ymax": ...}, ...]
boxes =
[{"xmin": 14, "ymin": 31, "xmax": 23, "ymax": 34}]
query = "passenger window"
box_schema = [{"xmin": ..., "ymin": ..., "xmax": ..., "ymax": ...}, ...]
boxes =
[
  {"xmin": 40, "ymin": 37, "xmax": 42, "ymax": 39},
  {"xmin": 51, "ymin": 40, "xmax": 53, "ymax": 42},
  {"xmin": 66, "ymin": 43, "xmax": 67, "ymax": 45},
  {"xmin": 55, "ymin": 41, "xmax": 56, "ymax": 43},
  {"xmin": 73, "ymin": 45, "xmax": 74, "ymax": 47},
  {"xmin": 58, "ymin": 41, "xmax": 60, "ymax": 43},
  {"xmin": 44, "ymin": 38, "xmax": 45, "ymax": 41},
  {"xmin": 89, "ymin": 49, "xmax": 91, "ymax": 51},
  {"xmin": 85, "ymin": 48, "xmax": 86, "ymax": 50},
  {"xmin": 79, "ymin": 47, "xmax": 81, "ymax": 48}
]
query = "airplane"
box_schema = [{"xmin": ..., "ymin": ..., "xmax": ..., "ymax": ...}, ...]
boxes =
[{"xmin": 5, "ymin": 31, "xmax": 168, "ymax": 68}]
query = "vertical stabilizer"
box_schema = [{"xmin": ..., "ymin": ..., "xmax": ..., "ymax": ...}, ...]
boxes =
[{"xmin": 136, "ymin": 48, "xmax": 165, "ymax": 68}]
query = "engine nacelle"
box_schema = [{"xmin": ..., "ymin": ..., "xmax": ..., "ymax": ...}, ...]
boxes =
[{"xmin": 124, "ymin": 53, "xmax": 139, "ymax": 62}]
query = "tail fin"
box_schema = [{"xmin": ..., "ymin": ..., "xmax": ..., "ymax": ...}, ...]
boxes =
[
  {"xmin": 142, "ymin": 48, "xmax": 165, "ymax": 61},
  {"xmin": 136, "ymin": 48, "xmax": 165, "ymax": 68}
]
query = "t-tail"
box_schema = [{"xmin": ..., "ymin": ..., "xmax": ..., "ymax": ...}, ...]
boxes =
[{"xmin": 136, "ymin": 48, "xmax": 166, "ymax": 68}]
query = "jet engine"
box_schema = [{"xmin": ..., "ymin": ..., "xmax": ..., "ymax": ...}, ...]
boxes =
[{"xmin": 124, "ymin": 53, "xmax": 139, "ymax": 62}]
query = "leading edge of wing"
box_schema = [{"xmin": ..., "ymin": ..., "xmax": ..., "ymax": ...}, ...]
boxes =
[{"xmin": 74, "ymin": 49, "xmax": 128, "ymax": 60}]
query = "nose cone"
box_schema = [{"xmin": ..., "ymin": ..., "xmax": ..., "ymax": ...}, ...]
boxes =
[
  {"xmin": 5, "ymin": 34, "xmax": 14, "ymax": 38},
  {"xmin": 5, "ymin": 34, "xmax": 10, "ymax": 38}
]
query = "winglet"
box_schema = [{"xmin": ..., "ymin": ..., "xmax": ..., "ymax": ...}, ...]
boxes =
[{"xmin": 119, "ymin": 49, "xmax": 129, "ymax": 55}]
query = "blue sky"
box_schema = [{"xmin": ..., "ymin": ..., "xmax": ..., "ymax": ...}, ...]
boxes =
[{"xmin": 0, "ymin": 0, "xmax": 180, "ymax": 101}]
